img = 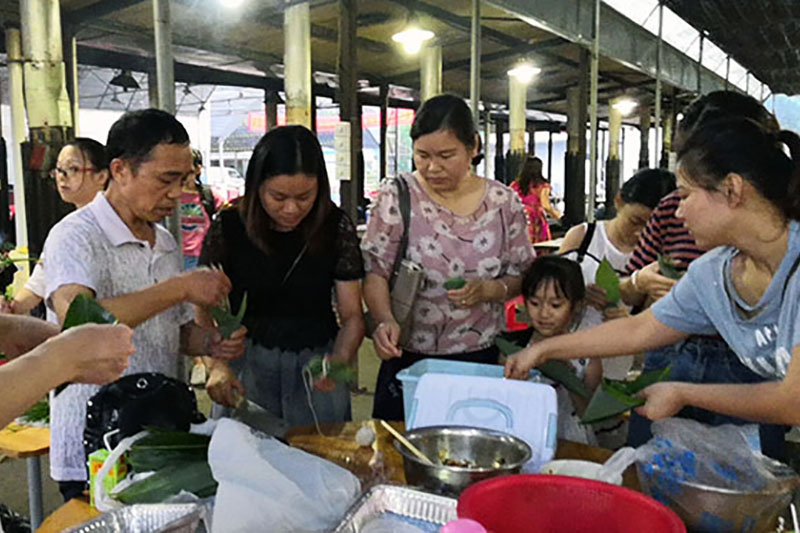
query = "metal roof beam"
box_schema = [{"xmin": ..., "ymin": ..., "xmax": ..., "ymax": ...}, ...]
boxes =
[
  {"xmin": 486, "ymin": 0, "xmax": 730, "ymax": 94},
  {"xmin": 390, "ymin": 38, "xmax": 566, "ymax": 84},
  {"xmin": 63, "ymin": 0, "xmax": 147, "ymax": 25}
]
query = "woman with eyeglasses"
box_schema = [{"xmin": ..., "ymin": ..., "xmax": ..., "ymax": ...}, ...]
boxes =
[{"xmin": 7, "ymin": 138, "xmax": 109, "ymax": 315}]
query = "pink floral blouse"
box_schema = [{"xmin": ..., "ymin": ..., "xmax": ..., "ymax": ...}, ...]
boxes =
[{"xmin": 362, "ymin": 172, "xmax": 535, "ymax": 355}]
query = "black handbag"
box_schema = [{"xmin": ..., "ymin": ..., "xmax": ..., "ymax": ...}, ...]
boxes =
[{"xmin": 83, "ymin": 372, "xmax": 204, "ymax": 458}]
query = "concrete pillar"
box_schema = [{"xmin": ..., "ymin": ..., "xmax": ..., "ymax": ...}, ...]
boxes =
[
  {"xmin": 265, "ymin": 90, "xmax": 278, "ymax": 131},
  {"xmin": 587, "ymin": 0, "xmax": 600, "ymax": 222},
  {"xmin": 379, "ymin": 84, "xmax": 388, "ymax": 182},
  {"xmin": 507, "ymin": 76, "xmax": 527, "ymax": 182},
  {"xmin": 662, "ymin": 101, "xmax": 676, "ymax": 170},
  {"xmin": 20, "ymin": 0, "xmax": 72, "ymax": 129},
  {"xmin": 148, "ymin": 71, "xmax": 159, "ymax": 108},
  {"xmin": 469, "ymin": 0, "xmax": 481, "ymax": 123},
  {"xmin": 152, "ymin": 0, "xmax": 182, "ymax": 250},
  {"xmin": 494, "ymin": 117, "xmax": 505, "ymax": 183},
  {"xmin": 483, "ymin": 110, "xmax": 491, "ymax": 178},
  {"xmin": 527, "ymin": 123, "xmax": 536, "ymax": 156},
  {"xmin": 285, "ymin": 2, "xmax": 312, "ymax": 128},
  {"xmin": 605, "ymin": 97, "xmax": 623, "ymax": 218},
  {"xmin": 153, "ymin": 0, "xmax": 175, "ymax": 114},
  {"xmin": 337, "ymin": 0, "xmax": 362, "ymax": 220},
  {"xmin": 419, "ymin": 44, "xmax": 442, "ymax": 103},
  {"xmin": 654, "ymin": 2, "xmax": 663, "ymax": 162},
  {"xmin": 564, "ymin": 50, "xmax": 589, "ymax": 225},
  {"xmin": 19, "ymin": 1, "xmax": 74, "ymax": 259},
  {"xmin": 6, "ymin": 28, "xmax": 28, "ymax": 254},
  {"xmin": 638, "ymin": 105, "xmax": 651, "ymax": 169},
  {"xmin": 62, "ymin": 27, "xmax": 80, "ymax": 135}
]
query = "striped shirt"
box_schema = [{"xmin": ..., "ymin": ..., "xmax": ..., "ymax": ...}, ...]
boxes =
[{"xmin": 625, "ymin": 190, "xmax": 704, "ymax": 274}]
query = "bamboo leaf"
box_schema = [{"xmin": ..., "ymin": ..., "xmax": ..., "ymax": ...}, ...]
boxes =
[
  {"xmin": 538, "ymin": 360, "xmax": 590, "ymax": 398},
  {"xmin": 595, "ymin": 258, "xmax": 620, "ymax": 305},
  {"xmin": 444, "ymin": 276, "xmax": 467, "ymax": 290},
  {"xmin": 495, "ymin": 337, "xmax": 523, "ymax": 357},
  {"xmin": 624, "ymin": 366, "xmax": 671, "ymax": 395},
  {"xmin": 62, "ymin": 293, "xmax": 116, "ymax": 331},
  {"xmin": 658, "ymin": 254, "xmax": 683, "ymax": 280},
  {"xmin": 303, "ymin": 355, "xmax": 357, "ymax": 385},
  {"xmin": 209, "ymin": 292, "xmax": 248, "ymax": 339},
  {"xmin": 581, "ymin": 380, "xmax": 644, "ymax": 424}
]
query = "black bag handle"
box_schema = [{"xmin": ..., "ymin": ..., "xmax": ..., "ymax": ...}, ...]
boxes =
[
  {"xmin": 575, "ymin": 221, "xmax": 596, "ymax": 264},
  {"xmin": 389, "ymin": 176, "xmax": 411, "ymax": 288}
]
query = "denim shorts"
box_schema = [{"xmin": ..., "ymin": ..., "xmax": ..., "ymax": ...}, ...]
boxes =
[{"xmin": 627, "ymin": 336, "xmax": 787, "ymax": 460}]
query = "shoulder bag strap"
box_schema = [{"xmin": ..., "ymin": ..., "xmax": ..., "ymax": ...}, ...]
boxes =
[
  {"xmin": 389, "ymin": 176, "xmax": 411, "ymax": 288},
  {"xmin": 575, "ymin": 222, "xmax": 596, "ymax": 264}
]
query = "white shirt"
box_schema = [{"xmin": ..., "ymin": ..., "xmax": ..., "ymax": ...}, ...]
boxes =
[
  {"xmin": 562, "ymin": 221, "xmax": 633, "ymax": 380},
  {"xmin": 43, "ymin": 192, "xmax": 193, "ymax": 481},
  {"xmin": 25, "ymin": 262, "xmax": 46, "ymax": 297}
]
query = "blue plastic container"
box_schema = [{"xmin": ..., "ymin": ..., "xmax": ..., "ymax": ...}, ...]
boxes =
[{"xmin": 396, "ymin": 359, "xmax": 539, "ymax": 426}]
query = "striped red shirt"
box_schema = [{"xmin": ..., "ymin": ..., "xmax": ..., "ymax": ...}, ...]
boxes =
[{"xmin": 625, "ymin": 190, "xmax": 705, "ymax": 274}]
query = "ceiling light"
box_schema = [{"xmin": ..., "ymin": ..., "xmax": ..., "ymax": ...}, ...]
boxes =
[
  {"xmin": 507, "ymin": 64, "xmax": 541, "ymax": 84},
  {"xmin": 218, "ymin": 0, "xmax": 245, "ymax": 8},
  {"xmin": 392, "ymin": 27, "xmax": 435, "ymax": 55},
  {"xmin": 612, "ymin": 98, "xmax": 638, "ymax": 116},
  {"xmin": 109, "ymin": 70, "xmax": 140, "ymax": 92}
]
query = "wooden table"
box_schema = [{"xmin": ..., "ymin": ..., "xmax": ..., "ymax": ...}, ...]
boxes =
[
  {"xmin": 43, "ymin": 420, "xmax": 641, "ymax": 532},
  {"xmin": 36, "ymin": 498, "xmax": 99, "ymax": 533},
  {"xmin": 286, "ymin": 420, "xmax": 640, "ymax": 491},
  {"xmin": 0, "ymin": 423, "xmax": 50, "ymax": 529}
]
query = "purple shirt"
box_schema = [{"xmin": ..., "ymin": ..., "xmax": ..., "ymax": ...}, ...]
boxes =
[{"xmin": 362, "ymin": 173, "xmax": 534, "ymax": 355}]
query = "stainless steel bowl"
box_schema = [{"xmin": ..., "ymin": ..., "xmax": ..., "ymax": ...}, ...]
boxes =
[
  {"xmin": 636, "ymin": 457, "xmax": 800, "ymax": 532},
  {"xmin": 394, "ymin": 426, "xmax": 532, "ymax": 496}
]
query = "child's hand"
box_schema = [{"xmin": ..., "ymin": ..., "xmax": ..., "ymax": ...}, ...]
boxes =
[
  {"xmin": 585, "ymin": 283, "xmax": 609, "ymax": 310},
  {"xmin": 602, "ymin": 305, "xmax": 629, "ymax": 321},
  {"xmin": 504, "ymin": 344, "xmax": 546, "ymax": 380}
]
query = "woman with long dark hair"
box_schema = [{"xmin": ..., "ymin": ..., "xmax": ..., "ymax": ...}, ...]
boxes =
[{"xmin": 198, "ymin": 125, "xmax": 365, "ymax": 426}]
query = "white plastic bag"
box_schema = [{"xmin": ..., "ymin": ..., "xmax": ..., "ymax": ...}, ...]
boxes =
[{"xmin": 209, "ymin": 418, "xmax": 361, "ymax": 533}]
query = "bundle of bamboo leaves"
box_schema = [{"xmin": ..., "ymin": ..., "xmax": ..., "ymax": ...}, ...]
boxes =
[{"xmin": 112, "ymin": 428, "xmax": 217, "ymax": 504}]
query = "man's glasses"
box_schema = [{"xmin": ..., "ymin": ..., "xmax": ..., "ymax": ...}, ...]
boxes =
[{"xmin": 49, "ymin": 166, "xmax": 96, "ymax": 179}]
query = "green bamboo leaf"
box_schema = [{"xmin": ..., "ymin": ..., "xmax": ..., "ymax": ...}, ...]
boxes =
[
  {"xmin": 581, "ymin": 380, "xmax": 644, "ymax": 424},
  {"xmin": 495, "ymin": 337, "xmax": 523, "ymax": 357},
  {"xmin": 624, "ymin": 366, "xmax": 671, "ymax": 395},
  {"xmin": 657, "ymin": 254, "xmax": 683, "ymax": 280},
  {"xmin": 444, "ymin": 277, "xmax": 467, "ymax": 290},
  {"xmin": 303, "ymin": 355, "xmax": 357, "ymax": 385},
  {"xmin": 595, "ymin": 257, "xmax": 620, "ymax": 305},
  {"xmin": 538, "ymin": 360, "xmax": 590, "ymax": 398},
  {"xmin": 62, "ymin": 293, "xmax": 116, "ymax": 331},
  {"xmin": 209, "ymin": 292, "xmax": 248, "ymax": 339},
  {"xmin": 21, "ymin": 398, "xmax": 49, "ymax": 424}
]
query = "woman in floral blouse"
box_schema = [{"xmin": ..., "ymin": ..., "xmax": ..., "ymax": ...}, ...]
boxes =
[{"xmin": 362, "ymin": 94, "xmax": 535, "ymax": 420}]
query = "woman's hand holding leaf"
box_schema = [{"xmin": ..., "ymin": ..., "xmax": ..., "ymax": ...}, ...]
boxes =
[
  {"xmin": 207, "ymin": 325, "xmax": 247, "ymax": 361},
  {"xmin": 585, "ymin": 284, "xmax": 609, "ymax": 310},
  {"xmin": 638, "ymin": 261, "xmax": 677, "ymax": 301}
]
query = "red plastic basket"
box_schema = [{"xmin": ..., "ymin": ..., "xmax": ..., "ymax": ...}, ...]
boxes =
[{"xmin": 458, "ymin": 474, "xmax": 686, "ymax": 533}]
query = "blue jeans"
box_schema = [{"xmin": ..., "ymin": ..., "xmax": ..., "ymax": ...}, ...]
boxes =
[
  {"xmin": 627, "ymin": 337, "xmax": 787, "ymax": 460},
  {"xmin": 183, "ymin": 255, "xmax": 199, "ymax": 271}
]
